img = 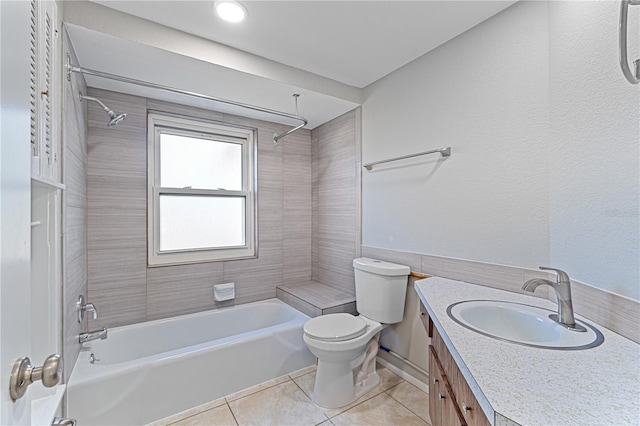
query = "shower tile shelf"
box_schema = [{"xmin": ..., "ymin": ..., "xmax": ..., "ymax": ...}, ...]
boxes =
[{"xmin": 276, "ymin": 282, "xmax": 356, "ymax": 318}]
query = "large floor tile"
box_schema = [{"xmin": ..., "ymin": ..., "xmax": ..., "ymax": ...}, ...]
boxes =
[
  {"xmin": 385, "ymin": 381, "xmax": 431, "ymax": 424},
  {"xmin": 288, "ymin": 364, "xmax": 317, "ymax": 379},
  {"xmin": 330, "ymin": 393, "xmax": 429, "ymax": 426},
  {"xmin": 171, "ymin": 404, "xmax": 237, "ymax": 426},
  {"xmin": 293, "ymin": 365, "xmax": 404, "ymax": 418},
  {"xmin": 228, "ymin": 380, "xmax": 327, "ymax": 426},
  {"xmin": 225, "ymin": 374, "xmax": 290, "ymax": 403}
]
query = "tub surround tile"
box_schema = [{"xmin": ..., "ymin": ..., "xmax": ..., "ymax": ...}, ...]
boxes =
[
  {"xmin": 312, "ymin": 109, "xmax": 360, "ymax": 295},
  {"xmin": 65, "ymin": 206, "xmax": 87, "ymax": 261},
  {"xmin": 277, "ymin": 281, "xmax": 356, "ymax": 318},
  {"xmin": 62, "ymin": 35, "xmax": 88, "ymax": 384},
  {"xmin": 88, "ymin": 282, "xmax": 147, "ymax": 329},
  {"xmin": 228, "ymin": 381, "xmax": 328, "ymax": 426},
  {"xmin": 87, "ymin": 88, "xmax": 147, "ymax": 133},
  {"xmin": 86, "ymin": 91, "xmax": 312, "ymax": 328},
  {"xmin": 64, "ymin": 150, "xmax": 88, "ymax": 208},
  {"xmin": 147, "ymin": 99, "xmax": 225, "ymax": 123},
  {"xmin": 322, "ymin": 302, "xmax": 357, "ymax": 315},
  {"xmin": 147, "ymin": 263, "xmax": 224, "ymax": 321},
  {"xmin": 276, "ymin": 288, "xmax": 321, "ymax": 318}
]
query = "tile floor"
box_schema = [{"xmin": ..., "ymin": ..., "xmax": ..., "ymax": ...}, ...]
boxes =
[{"xmin": 149, "ymin": 364, "xmax": 431, "ymax": 426}]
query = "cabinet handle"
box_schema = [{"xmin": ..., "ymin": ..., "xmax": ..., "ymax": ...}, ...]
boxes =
[
  {"xmin": 462, "ymin": 403, "xmax": 471, "ymax": 414},
  {"xmin": 438, "ymin": 393, "xmax": 445, "ymax": 400},
  {"xmin": 433, "ymin": 378, "xmax": 438, "ymax": 384}
]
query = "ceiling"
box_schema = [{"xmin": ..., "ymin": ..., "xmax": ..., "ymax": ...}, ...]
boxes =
[
  {"xmin": 91, "ymin": 1, "xmax": 516, "ymax": 89},
  {"xmin": 67, "ymin": 1, "xmax": 516, "ymax": 129}
]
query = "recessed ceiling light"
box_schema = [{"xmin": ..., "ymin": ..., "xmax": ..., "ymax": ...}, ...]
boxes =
[{"xmin": 215, "ymin": 1, "xmax": 247, "ymax": 23}]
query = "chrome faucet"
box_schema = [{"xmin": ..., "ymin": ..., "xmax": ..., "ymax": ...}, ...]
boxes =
[
  {"xmin": 79, "ymin": 328, "xmax": 108, "ymax": 344},
  {"xmin": 77, "ymin": 295, "xmax": 99, "ymax": 322},
  {"xmin": 522, "ymin": 266, "xmax": 586, "ymax": 332}
]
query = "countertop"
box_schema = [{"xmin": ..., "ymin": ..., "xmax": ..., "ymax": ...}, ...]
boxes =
[{"xmin": 415, "ymin": 277, "xmax": 640, "ymax": 426}]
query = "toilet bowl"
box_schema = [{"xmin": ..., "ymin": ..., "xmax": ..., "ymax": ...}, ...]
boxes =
[
  {"xmin": 302, "ymin": 258, "xmax": 410, "ymax": 409},
  {"xmin": 303, "ymin": 314, "xmax": 384, "ymax": 408}
]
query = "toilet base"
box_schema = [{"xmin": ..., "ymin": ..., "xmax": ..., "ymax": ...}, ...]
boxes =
[{"xmin": 312, "ymin": 334, "xmax": 381, "ymax": 409}]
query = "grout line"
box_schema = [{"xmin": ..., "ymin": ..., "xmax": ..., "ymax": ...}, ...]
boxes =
[
  {"xmin": 384, "ymin": 386, "xmax": 431, "ymax": 425},
  {"xmin": 225, "ymin": 376, "xmax": 292, "ymax": 404},
  {"xmin": 226, "ymin": 402, "xmax": 240, "ymax": 426}
]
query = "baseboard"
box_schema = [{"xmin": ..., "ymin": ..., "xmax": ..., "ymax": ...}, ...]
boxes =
[{"xmin": 376, "ymin": 356, "xmax": 429, "ymax": 394}]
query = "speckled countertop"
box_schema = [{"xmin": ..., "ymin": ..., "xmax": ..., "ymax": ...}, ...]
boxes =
[{"xmin": 415, "ymin": 277, "xmax": 640, "ymax": 426}]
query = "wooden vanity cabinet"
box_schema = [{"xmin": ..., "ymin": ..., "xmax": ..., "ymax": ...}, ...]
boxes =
[{"xmin": 420, "ymin": 302, "xmax": 490, "ymax": 426}]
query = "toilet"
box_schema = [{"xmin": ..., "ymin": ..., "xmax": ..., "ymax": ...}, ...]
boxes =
[{"xmin": 303, "ymin": 258, "xmax": 410, "ymax": 408}]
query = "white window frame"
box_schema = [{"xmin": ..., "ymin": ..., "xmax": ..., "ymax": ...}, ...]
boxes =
[{"xmin": 147, "ymin": 113, "xmax": 257, "ymax": 266}]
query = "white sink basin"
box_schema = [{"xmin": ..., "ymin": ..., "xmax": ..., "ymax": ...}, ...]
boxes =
[{"xmin": 447, "ymin": 300, "xmax": 604, "ymax": 350}]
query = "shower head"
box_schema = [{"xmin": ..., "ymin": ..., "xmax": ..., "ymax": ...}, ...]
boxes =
[
  {"xmin": 107, "ymin": 111, "xmax": 127, "ymax": 127},
  {"xmin": 79, "ymin": 93, "xmax": 127, "ymax": 127}
]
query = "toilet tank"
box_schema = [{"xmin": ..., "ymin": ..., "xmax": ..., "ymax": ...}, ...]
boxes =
[{"xmin": 353, "ymin": 258, "xmax": 410, "ymax": 324}]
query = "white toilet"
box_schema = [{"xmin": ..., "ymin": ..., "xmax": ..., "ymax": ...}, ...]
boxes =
[{"xmin": 303, "ymin": 258, "xmax": 410, "ymax": 408}]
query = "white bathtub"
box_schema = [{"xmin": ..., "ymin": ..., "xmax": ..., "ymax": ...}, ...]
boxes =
[{"xmin": 67, "ymin": 299, "xmax": 315, "ymax": 425}]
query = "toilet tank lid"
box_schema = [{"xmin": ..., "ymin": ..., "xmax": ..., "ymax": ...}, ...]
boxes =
[{"xmin": 353, "ymin": 258, "xmax": 410, "ymax": 276}]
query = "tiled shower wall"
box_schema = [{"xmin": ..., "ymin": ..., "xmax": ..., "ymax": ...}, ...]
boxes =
[
  {"xmin": 311, "ymin": 109, "xmax": 361, "ymax": 294},
  {"xmin": 86, "ymin": 88, "xmax": 312, "ymax": 329},
  {"xmin": 62, "ymin": 34, "xmax": 88, "ymax": 381}
]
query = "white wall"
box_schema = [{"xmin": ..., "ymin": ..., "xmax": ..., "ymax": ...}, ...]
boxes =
[
  {"xmin": 362, "ymin": 1, "xmax": 639, "ymax": 300},
  {"xmin": 363, "ymin": 1, "xmax": 550, "ymax": 267},
  {"xmin": 548, "ymin": 1, "xmax": 639, "ymax": 298}
]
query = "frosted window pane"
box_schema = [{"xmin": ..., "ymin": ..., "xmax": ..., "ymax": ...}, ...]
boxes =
[
  {"xmin": 159, "ymin": 195, "xmax": 245, "ymax": 251},
  {"xmin": 160, "ymin": 133, "xmax": 242, "ymax": 190}
]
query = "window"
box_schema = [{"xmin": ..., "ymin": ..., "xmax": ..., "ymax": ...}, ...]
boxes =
[{"xmin": 147, "ymin": 113, "xmax": 256, "ymax": 266}]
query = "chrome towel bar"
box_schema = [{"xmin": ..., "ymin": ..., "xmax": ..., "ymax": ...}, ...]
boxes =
[
  {"xmin": 619, "ymin": 0, "xmax": 640, "ymax": 84},
  {"xmin": 363, "ymin": 146, "xmax": 451, "ymax": 171}
]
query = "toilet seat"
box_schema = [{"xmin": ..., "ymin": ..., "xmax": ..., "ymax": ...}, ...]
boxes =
[{"xmin": 304, "ymin": 314, "xmax": 368, "ymax": 342}]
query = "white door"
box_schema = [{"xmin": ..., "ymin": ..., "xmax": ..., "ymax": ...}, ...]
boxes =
[{"xmin": 1, "ymin": 1, "xmax": 34, "ymax": 423}]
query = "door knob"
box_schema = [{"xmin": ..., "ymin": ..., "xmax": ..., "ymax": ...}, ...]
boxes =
[{"xmin": 9, "ymin": 354, "xmax": 62, "ymax": 401}]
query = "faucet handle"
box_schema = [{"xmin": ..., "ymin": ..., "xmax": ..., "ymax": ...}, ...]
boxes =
[
  {"xmin": 538, "ymin": 266, "xmax": 570, "ymax": 284},
  {"xmin": 84, "ymin": 303, "xmax": 98, "ymax": 320}
]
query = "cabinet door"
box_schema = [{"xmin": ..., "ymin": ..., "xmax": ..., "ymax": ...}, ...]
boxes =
[
  {"xmin": 429, "ymin": 346, "xmax": 466, "ymax": 426},
  {"xmin": 455, "ymin": 375, "xmax": 490, "ymax": 426},
  {"xmin": 429, "ymin": 348, "xmax": 442, "ymax": 426}
]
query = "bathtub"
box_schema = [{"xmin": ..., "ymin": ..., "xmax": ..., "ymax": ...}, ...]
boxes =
[{"xmin": 67, "ymin": 299, "xmax": 315, "ymax": 425}]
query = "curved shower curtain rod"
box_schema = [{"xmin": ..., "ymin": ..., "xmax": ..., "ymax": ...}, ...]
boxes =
[{"xmin": 66, "ymin": 54, "xmax": 308, "ymax": 144}]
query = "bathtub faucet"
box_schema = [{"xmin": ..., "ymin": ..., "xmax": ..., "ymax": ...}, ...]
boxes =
[{"xmin": 79, "ymin": 328, "xmax": 108, "ymax": 344}]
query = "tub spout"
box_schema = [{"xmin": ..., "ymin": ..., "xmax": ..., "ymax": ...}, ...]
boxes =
[{"xmin": 79, "ymin": 328, "xmax": 108, "ymax": 344}]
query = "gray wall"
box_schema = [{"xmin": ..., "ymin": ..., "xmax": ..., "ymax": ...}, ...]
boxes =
[
  {"xmin": 85, "ymin": 88, "xmax": 312, "ymax": 329},
  {"xmin": 311, "ymin": 109, "xmax": 361, "ymax": 294},
  {"xmin": 62, "ymin": 33, "xmax": 88, "ymax": 382}
]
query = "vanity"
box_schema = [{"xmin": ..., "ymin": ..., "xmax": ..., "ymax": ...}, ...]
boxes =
[{"xmin": 415, "ymin": 277, "xmax": 640, "ymax": 426}]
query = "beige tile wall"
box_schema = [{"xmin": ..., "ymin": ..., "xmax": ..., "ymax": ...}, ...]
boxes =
[
  {"xmin": 62, "ymin": 34, "xmax": 88, "ymax": 382},
  {"xmin": 86, "ymin": 88, "xmax": 312, "ymax": 329},
  {"xmin": 311, "ymin": 109, "xmax": 360, "ymax": 294}
]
